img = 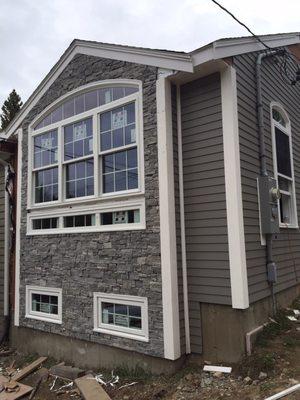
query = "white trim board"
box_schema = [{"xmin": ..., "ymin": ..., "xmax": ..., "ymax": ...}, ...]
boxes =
[
  {"xmin": 221, "ymin": 66, "xmax": 249, "ymax": 310},
  {"xmin": 14, "ymin": 128, "xmax": 23, "ymax": 326},
  {"xmin": 156, "ymin": 75, "xmax": 181, "ymax": 360}
]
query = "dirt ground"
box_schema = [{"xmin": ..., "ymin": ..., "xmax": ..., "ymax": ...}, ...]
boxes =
[{"xmin": 0, "ymin": 299, "xmax": 299, "ymax": 400}]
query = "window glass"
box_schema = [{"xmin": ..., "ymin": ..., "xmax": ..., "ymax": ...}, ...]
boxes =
[
  {"xmin": 35, "ymin": 167, "xmax": 58, "ymax": 203},
  {"xmin": 100, "ymin": 103, "xmax": 136, "ymax": 151},
  {"xmin": 101, "ymin": 209, "xmax": 140, "ymax": 225},
  {"xmin": 272, "ymin": 109, "xmax": 286, "ymax": 127},
  {"xmin": 32, "ymin": 293, "xmax": 58, "ymax": 315},
  {"xmin": 34, "ymin": 87, "xmax": 138, "ymax": 130},
  {"xmin": 32, "ymin": 218, "xmax": 58, "ymax": 230},
  {"xmin": 102, "ymin": 148, "xmax": 138, "ymax": 193},
  {"xmin": 66, "ymin": 159, "xmax": 94, "ymax": 198},
  {"xmin": 34, "ymin": 130, "xmax": 58, "ymax": 168},
  {"xmin": 275, "ymin": 127, "xmax": 291, "ymax": 177},
  {"xmin": 101, "ymin": 302, "xmax": 142, "ymax": 330},
  {"xmin": 64, "ymin": 118, "xmax": 93, "ymax": 161},
  {"xmin": 64, "ymin": 214, "xmax": 95, "ymax": 227}
]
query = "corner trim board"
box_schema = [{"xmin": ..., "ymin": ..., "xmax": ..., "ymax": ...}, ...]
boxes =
[
  {"xmin": 156, "ymin": 76, "xmax": 181, "ymax": 360},
  {"xmin": 14, "ymin": 128, "xmax": 23, "ymax": 326},
  {"xmin": 221, "ymin": 66, "xmax": 249, "ymax": 309}
]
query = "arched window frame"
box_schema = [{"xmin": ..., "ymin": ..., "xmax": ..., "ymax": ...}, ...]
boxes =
[
  {"xmin": 27, "ymin": 79, "xmax": 146, "ymax": 234},
  {"xmin": 270, "ymin": 102, "xmax": 298, "ymax": 228}
]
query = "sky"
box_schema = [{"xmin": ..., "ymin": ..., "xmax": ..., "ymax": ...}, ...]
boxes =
[{"xmin": 1, "ymin": 0, "xmax": 300, "ymax": 107}]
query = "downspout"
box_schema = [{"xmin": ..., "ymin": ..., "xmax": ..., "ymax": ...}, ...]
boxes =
[
  {"xmin": 0, "ymin": 159, "xmax": 12, "ymax": 344},
  {"xmin": 176, "ymin": 85, "xmax": 191, "ymax": 354},
  {"xmin": 256, "ymin": 50, "xmax": 285, "ymax": 315}
]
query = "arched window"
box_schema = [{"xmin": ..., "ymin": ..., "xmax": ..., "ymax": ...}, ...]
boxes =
[
  {"xmin": 27, "ymin": 81, "xmax": 145, "ymax": 234},
  {"xmin": 271, "ymin": 104, "xmax": 297, "ymax": 227}
]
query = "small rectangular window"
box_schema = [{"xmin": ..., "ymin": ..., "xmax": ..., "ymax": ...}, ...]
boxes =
[
  {"xmin": 32, "ymin": 217, "xmax": 58, "ymax": 230},
  {"xmin": 26, "ymin": 286, "xmax": 62, "ymax": 324},
  {"xmin": 64, "ymin": 214, "xmax": 95, "ymax": 228},
  {"xmin": 101, "ymin": 209, "xmax": 140, "ymax": 225},
  {"xmin": 93, "ymin": 293, "xmax": 148, "ymax": 341}
]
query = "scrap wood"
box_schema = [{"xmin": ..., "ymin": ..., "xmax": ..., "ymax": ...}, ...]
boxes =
[
  {"xmin": 264, "ymin": 383, "xmax": 300, "ymax": 400},
  {"xmin": 287, "ymin": 316, "xmax": 298, "ymax": 321},
  {"xmin": 203, "ymin": 365, "xmax": 232, "ymax": 374},
  {"xmin": 12, "ymin": 356, "xmax": 47, "ymax": 382},
  {"xmin": 0, "ymin": 349, "xmax": 14, "ymax": 357},
  {"xmin": 0, "ymin": 381, "xmax": 33, "ymax": 400},
  {"xmin": 49, "ymin": 364, "xmax": 85, "ymax": 381},
  {"xmin": 75, "ymin": 374, "xmax": 111, "ymax": 400}
]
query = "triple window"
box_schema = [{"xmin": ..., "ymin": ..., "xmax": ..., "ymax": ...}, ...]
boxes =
[
  {"xmin": 29, "ymin": 83, "xmax": 143, "ymax": 207},
  {"xmin": 271, "ymin": 105, "xmax": 297, "ymax": 227}
]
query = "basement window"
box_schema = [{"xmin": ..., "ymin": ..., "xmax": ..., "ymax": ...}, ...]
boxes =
[
  {"xmin": 26, "ymin": 286, "xmax": 62, "ymax": 324},
  {"xmin": 93, "ymin": 293, "xmax": 148, "ymax": 342},
  {"xmin": 271, "ymin": 104, "xmax": 298, "ymax": 228}
]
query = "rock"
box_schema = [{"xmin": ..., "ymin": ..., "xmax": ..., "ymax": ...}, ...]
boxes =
[
  {"xmin": 50, "ymin": 364, "xmax": 85, "ymax": 381},
  {"xmin": 252, "ymin": 380, "xmax": 259, "ymax": 385},
  {"xmin": 185, "ymin": 373, "xmax": 193, "ymax": 381},
  {"xmin": 243, "ymin": 376, "xmax": 252, "ymax": 384},
  {"xmin": 259, "ymin": 372, "xmax": 268, "ymax": 380},
  {"xmin": 289, "ymin": 378, "xmax": 299, "ymax": 385},
  {"xmin": 123, "ymin": 396, "xmax": 130, "ymax": 400},
  {"xmin": 213, "ymin": 371, "xmax": 223, "ymax": 378}
]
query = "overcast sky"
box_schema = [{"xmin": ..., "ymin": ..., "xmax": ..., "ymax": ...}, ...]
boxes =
[{"xmin": 1, "ymin": 0, "xmax": 300, "ymax": 107}]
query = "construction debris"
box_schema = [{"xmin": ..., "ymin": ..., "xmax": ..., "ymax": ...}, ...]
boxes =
[
  {"xmin": 12, "ymin": 356, "xmax": 47, "ymax": 382},
  {"xmin": 203, "ymin": 365, "xmax": 232, "ymax": 374},
  {"xmin": 0, "ymin": 379, "xmax": 33, "ymax": 400},
  {"xmin": 75, "ymin": 374, "xmax": 111, "ymax": 400},
  {"xmin": 264, "ymin": 383, "xmax": 300, "ymax": 400},
  {"xmin": 49, "ymin": 364, "xmax": 85, "ymax": 381},
  {"xmin": 28, "ymin": 368, "xmax": 49, "ymax": 400}
]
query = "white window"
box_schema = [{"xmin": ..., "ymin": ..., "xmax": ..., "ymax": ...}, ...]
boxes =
[
  {"xmin": 93, "ymin": 293, "xmax": 148, "ymax": 342},
  {"xmin": 271, "ymin": 104, "xmax": 298, "ymax": 228},
  {"xmin": 26, "ymin": 286, "xmax": 62, "ymax": 324},
  {"xmin": 27, "ymin": 80, "xmax": 145, "ymax": 233}
]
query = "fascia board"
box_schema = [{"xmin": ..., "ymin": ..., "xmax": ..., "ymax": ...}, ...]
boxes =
[{"xmin": 4, "ymin": 42, "xmax": 193, "ymax": 138}]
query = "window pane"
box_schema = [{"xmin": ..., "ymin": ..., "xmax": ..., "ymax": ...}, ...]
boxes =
[
  {"xmin": 129, "ymin": 317, "xmax": 142, "ymax": 329},
  {"xmin": 100, "ymin": 210, "xmax": 140, "ymax": 225},
  {"xmin": 75, "ymin": 94, "xmax": 84, "ymax": 114},
  {"xmin": 84, "ymin": 91, "xmax": 98, "ymax": 110},
  {"xmin": 34, "ymin": 130, "xmax": 58, "ymax": 168},
  {"xmin": 128, "ymin": 168, "xmax": 138, "ymax": 189},
  {"xmin": 280, "ymin": 193, "xmax": 292, "ymax": 224},
  {"xmin": 275, "ymin": 127, "xmax": 291, "ymax": 177},
  {"xmin": 51, "ymin": 106, "xmax": 63, "ymax": 124},
  {"xmin": 103, "ymin": 154, "xmax": 114, "ymax": 173},
  {"xmin": 101, "ymin": 132, "xmax": 111, "ymax": 151},
  {"xmin": 66, "ymin": 159, "xmax": 94, "ymax": 198},
  {"xmin": 34, "ymin": 167, "xmax": 58, "ymax": 203},
  {"xmin": 115, "ymin": 171, "xmax": 126, "ymax": 191},
  {"xmin": 112, "ymin": 128, "xmax": 124, "ymax": 148},
  {"xmin": 103, "ymin": 173, "xmax": 114, "ymax": 193},
  {"xmin": 272, "ymin": 109, "xmax": 286, "ymax": 127},
  {"xmin": 125, "ymin": 124, "xmax": 136, "ymax": 145},
  {"xmin": 127, "ymin": 148, "xmax": 137, "ymax": 169},
  {"xmin": 100, "ymin": 112, "xmax": 111, "ymax": 132},
  {"xmin": 129, "ymin": 305, "xmax": 141, "ymax": 317},
  {"xmin": 115, "ymin": 151, "xmax": 126, "ymax": 171},
  {"xmin": 64, "ymin": 118, "xmax": 93, "ymax": 161},
  {"xmin": 32, "ymin": 293, "xmax": 58, "ymax": 315},
  {"xmin": 125, "ymin": 102, "xmax": 135, "ymax": 125},
  {"xmin": 63, "ymin": 99, "xmax": 74, "ymax": 119}
]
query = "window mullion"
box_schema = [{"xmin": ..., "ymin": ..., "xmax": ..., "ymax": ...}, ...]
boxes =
[
  {"xmin": 93, "ymin": 113, "xmax": 99, "ymax": 197},
  {"xmin": 58, "ymin": 126, "xmax": 63, "ymax": 202}
]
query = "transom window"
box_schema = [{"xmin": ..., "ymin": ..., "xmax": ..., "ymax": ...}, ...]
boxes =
[
  {"xmin": 271, "ymin": 105, "xmax": 297, "ymax": 227},
  {"xmin": 28, "ymin": 81, "xmax": 144, "ymax": 233},
  {"xmin": 93, "ymin": 293, "xmax": 148, "ymax": 342}
]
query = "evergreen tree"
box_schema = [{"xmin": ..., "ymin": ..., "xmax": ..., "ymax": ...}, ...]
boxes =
[{"xmin": 0, "ymin": 89, "xmax": 23, "ymax": 131}]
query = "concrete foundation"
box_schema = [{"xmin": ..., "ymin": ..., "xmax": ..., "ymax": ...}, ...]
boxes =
[
  {"xmin": 199, "ymin": 284, "xmax": 300, "ymax": 363},
  {"xmin": 10, "ymin": 326, "xmax": 185, "ymax": 375}
]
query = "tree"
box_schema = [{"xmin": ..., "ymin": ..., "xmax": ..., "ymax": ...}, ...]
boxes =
[{"xmin": 0, "ymin": 89, "xmax": 23, "ymax": 131}]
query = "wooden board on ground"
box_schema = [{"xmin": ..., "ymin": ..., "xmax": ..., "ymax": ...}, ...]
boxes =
[
  {"xmin": 12, "ymin": 357, "xmax": 47, "ymax": 382},
  {"xmin": 75, "ymin": 374, "xmax": 111, "ymax": 400},
  {"xmin": 0, "ymin": 381, "xmax": 33, "ymax": 400}
]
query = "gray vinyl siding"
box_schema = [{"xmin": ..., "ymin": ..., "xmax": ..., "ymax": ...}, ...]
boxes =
[
  {"xmin": 234, "ymin": 51, "xmax": 300, "ymax": 303},
  {"xmin": 172, "ymin": 85, "xmax": 186, "ymax": 355},
  {"xmin": 0, "ymin": 166, "xmax": 5, "ymax": 315},
  {"xmin": 181, "ymin": 73, "xmax": 230, "ymax": 353}
]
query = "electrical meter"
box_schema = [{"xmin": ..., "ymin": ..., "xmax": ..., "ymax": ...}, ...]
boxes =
[{"xmin": 257, "ymin": 176, "xmax": 280, "ymax": 234}]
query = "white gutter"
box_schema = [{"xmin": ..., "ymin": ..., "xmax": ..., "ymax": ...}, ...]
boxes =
[{"xmin": 176, "ymin": 85, "xmax": 191, "ymax": 354}]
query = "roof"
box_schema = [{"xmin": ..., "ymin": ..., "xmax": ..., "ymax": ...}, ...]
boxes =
[{"xmin": 3, "ymin": 32, "xmax": 300, "ymax": 138}]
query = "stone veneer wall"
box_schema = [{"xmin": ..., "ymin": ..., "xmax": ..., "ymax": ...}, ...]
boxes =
[{"xmin": 18, "ymin": 54, "xmax": 164, "ymax": 357}]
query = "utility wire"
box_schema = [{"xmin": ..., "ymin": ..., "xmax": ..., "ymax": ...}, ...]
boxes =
[{"xmin": 211, "ymin": 0, "xmax": 272, "ymax": 50}]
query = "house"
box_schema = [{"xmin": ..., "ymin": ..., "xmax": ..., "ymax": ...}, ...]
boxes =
[{"xmin": 0, "ymin": 32, "xmax": 300, "ymax": 372}]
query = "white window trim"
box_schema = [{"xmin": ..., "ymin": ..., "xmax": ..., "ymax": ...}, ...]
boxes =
[
  {"xmin": 27, "ymin": 197, "xmax": 146, "ymax": 235},
  {"xmin": 270, "ymin": 102, "xmax": 298, "ymax": 229},
  {"xmin": 25, "ymin": 285, "xmax": 62, "ymax": 324},
  {"xmin": 93, "ymin": 292, "xmax": 149, "ymax": 342},
  {"xmin": 27, "ymin": 80, "xmax": 145, "ymax": 223}
]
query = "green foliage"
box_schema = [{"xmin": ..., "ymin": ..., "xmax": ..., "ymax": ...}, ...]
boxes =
[
  {"xmin": 256, "ymin": 310, "xmax": 292, "ymax": 347},
  {"xmin": 0, "ymin": 89, "xmax": 23, "ymax": 131}
]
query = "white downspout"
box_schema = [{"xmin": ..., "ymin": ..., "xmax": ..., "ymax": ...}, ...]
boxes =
[{"xmin": 176, "ymin": 85, "xmax": 191, "ymax": 354}]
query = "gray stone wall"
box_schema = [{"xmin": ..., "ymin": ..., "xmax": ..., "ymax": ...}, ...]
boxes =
[{"xmin": 18, "ymin": 54, "xmax": 164, "ymax": 357}]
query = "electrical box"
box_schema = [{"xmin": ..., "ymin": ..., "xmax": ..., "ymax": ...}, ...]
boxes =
[{"xmin": 257, "ymin": 176, "xmax": 280, "ymax": 234}]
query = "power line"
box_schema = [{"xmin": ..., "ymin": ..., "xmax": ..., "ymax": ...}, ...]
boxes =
[{"xmin": 211, "ymin": 0, "xmax": 272, "ymax": 50}]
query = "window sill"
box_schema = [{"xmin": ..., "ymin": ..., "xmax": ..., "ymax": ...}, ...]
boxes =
[
  {"xmin": 93, "ymin": 327, "xmax": 149, "ymax": 342},
  {"xmin": 25, "ymin": 313, "xmax": 62, "ymax": 324},
  {"xmin": 279, "ymin": 224, "xmax": 299, "ymax": 229}
]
